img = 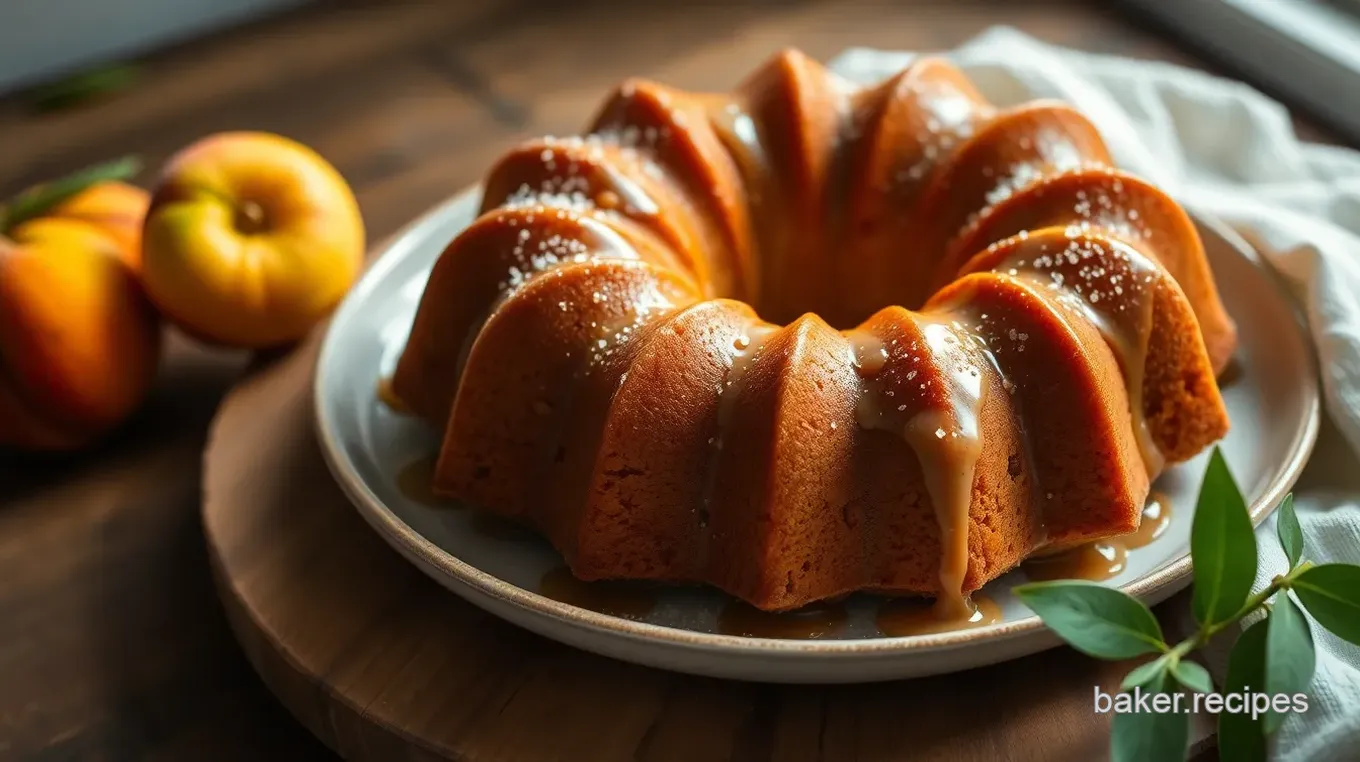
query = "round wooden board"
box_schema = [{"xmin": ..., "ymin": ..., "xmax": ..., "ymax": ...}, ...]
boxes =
[{"xmin": 204, "ymin": 327, "xmax": 1214, "ymax": 762}]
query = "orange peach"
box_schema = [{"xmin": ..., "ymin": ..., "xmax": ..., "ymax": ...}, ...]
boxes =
[
  {"xmin": 141, "ymin": 132, "xmax": 365, "ymax": 348},
  {"xmin": 47, "ymin": 180, "xmax": 150, "ymax": 268},
  {"xmin": 0, "ymin": 204, "xmax": 161, "ymax": 450}
]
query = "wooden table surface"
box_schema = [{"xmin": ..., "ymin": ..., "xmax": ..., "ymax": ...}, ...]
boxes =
[{"xmin": 0, "ymin": 1, "xmax": 1343, "ymax": 759}]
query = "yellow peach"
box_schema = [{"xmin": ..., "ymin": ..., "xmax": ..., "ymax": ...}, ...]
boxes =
[{"xmin": 142, "ymin": 132, "xmax": 365, "ymax": 348}]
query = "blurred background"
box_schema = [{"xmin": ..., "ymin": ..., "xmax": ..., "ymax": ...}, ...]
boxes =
[
  {"xmin": 2, "ymin": 0, "xmax": 1354, "ymax": 240},
  {"xmin": 0, "ymin": 1, "xmax": 1353, "ymax": 760}
]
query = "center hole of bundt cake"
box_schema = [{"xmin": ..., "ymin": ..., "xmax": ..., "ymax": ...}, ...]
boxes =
[{"xmin": 749, "ymin": 257, "xmax": 923, "ymax": 330}]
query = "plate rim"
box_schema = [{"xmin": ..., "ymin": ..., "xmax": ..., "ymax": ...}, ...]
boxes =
[{"xmin": 313, "ymin": 187, "xmax": 1321, "ymax": 663}]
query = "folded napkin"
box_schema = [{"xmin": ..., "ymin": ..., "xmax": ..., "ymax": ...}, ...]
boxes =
[{"xmin": 831, "ymin": 27, "xmax": 1360, "ymax": 761}]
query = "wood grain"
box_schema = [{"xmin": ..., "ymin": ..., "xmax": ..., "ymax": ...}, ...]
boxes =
[
  {"xmin": 0, "ymin": 0, "xmax": 1341, "ymax": 758},
  {"xmin": 204, "ymin": 323, "xmax": 1213, "ymax": 762},
  {"xmin": 0, "ymin": 336, "xmax": 333, "ymax": 761}
]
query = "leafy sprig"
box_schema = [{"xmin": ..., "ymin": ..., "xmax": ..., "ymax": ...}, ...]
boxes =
[
  {"xmin": 25, "ymin": 63, "xmax": 140, "ymax": 113},
  {"xmin": 1015, "ymin": 446, "xmax": 1360, "ymax": 760},
  {"xmin": 0, "ymin": 156, "xmax": 142, "ymax": 235}
]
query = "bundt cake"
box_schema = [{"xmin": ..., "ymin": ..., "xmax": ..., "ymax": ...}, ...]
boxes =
[{"xmin": 390, "ymin": 50, "xmax": 1234, "ymax": 616}]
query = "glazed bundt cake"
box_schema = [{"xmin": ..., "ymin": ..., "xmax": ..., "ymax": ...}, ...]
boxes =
[{"xmin": 391, "ymin": 50, "xmax": 1234, "ymax": 615}]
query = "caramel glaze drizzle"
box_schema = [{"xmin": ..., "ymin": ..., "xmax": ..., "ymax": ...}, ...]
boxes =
[
  {"xmin": 396, "ymin": 454, "xmax": 453, "ymax": 508},
  {"xmin": 699, "ymin": 322, "xmax": 778, "ymax": 532},
  {"xmin": 376, "ymin": 376, "xmax": 413, "ymax": 415},
  {"xmin": 847, "ymin": 318, "xmax": 989, "ymax": 622},
  {"xmin": 1216, "ymin": 356, "xmax": 1244, "ymax": 389},
  {"xmin": 1124, "ymin": 490, "xmax": 1173, "ymax": 550},
  {"xmin": 538, "ymin": 566, "xmax": 657, "ymax": 620},
  {"xmin": 838, "ymin": 229, "xmax": 1178, "ymax": 614},
  {"xmin": 717, "ymin": 599, "xmax": 850, "ymax": 639},
  {"xmin": 1022, "ymin": 541, "xmax": 1127, "ymax": 582},
  {"xmin": 470, "ymin": 513, "xmax": 539, "ymax": 542},
  {"xmin": 877, "ymin": 594, "xmax": 1002, "ymax": 637},
  {"xmin": 989, "ymin": 232, "xmax": 1166, "ymax": 478},
  {"xmin": 1022, "ymin": 491, "xmax": 1173, "ymax": 581}
]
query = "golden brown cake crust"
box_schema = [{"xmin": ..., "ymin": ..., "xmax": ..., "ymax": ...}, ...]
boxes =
[{"xmin": 392, "ymin": 49, "xmax": 1234, "ymax": 612}]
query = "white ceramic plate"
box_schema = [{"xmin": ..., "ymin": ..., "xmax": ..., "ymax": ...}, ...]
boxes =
[{"xmin": 314, "ymin": 188, "xmax": 1319, "ymax": 683}]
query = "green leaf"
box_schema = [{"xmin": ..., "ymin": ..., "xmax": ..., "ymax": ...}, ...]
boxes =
[
  {"xmin": 1015, "ymin": 580, "xmax": 1165, "ymax": 659},
  {"xmin": 1276, "ymin": 494, "xmax": 1304, "ymax": 568},
  {"xmin": 0, "ymin": 156, "xmax": 142, "ymax": 233},
  {"xmin": 1220, "ymin": 619, "xmax": 1269, "ymax": 762},
  {"xmin": 1121, "ymin": 654, "xmax": 1169, "ymax": 691},
  {"xmin": 1171, "ymin": 658, "xmax": 1214, "ymax": 694},
  {"xmin": 25, "ymin": 63, "xmax": 139, "ymax": 112},
  {"xmin": 1293, "ymin": 564, "xmax": 1360, "ymax": 646},
  {"xmin": 1191, "ymin": 447, "xmax": 1258, "ymax": 627},
  {"xmin": 1111, "ymin": 671, "xmax": 1190, "ymax": 762},
  {"xmin": 1264, "ymin": 593, "xmax": 1315, "ymax": 734}
]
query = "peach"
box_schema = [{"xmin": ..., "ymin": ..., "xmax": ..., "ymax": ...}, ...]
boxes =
[
  {"xmin": 0, "ymin": 196, "xmax": 161, "ymax": 450},
  {"xmin": 47, "ymin": 180, "xmax": 150, "ymax": 268},
  {"xmin": 141, "ymin": 132, "xmax": 365, "ymax": 348}
]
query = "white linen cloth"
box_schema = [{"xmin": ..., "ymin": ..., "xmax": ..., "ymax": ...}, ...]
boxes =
[{"xmin": 830, "ymin": 27, "xmax": 1360, "ymax": 761}]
